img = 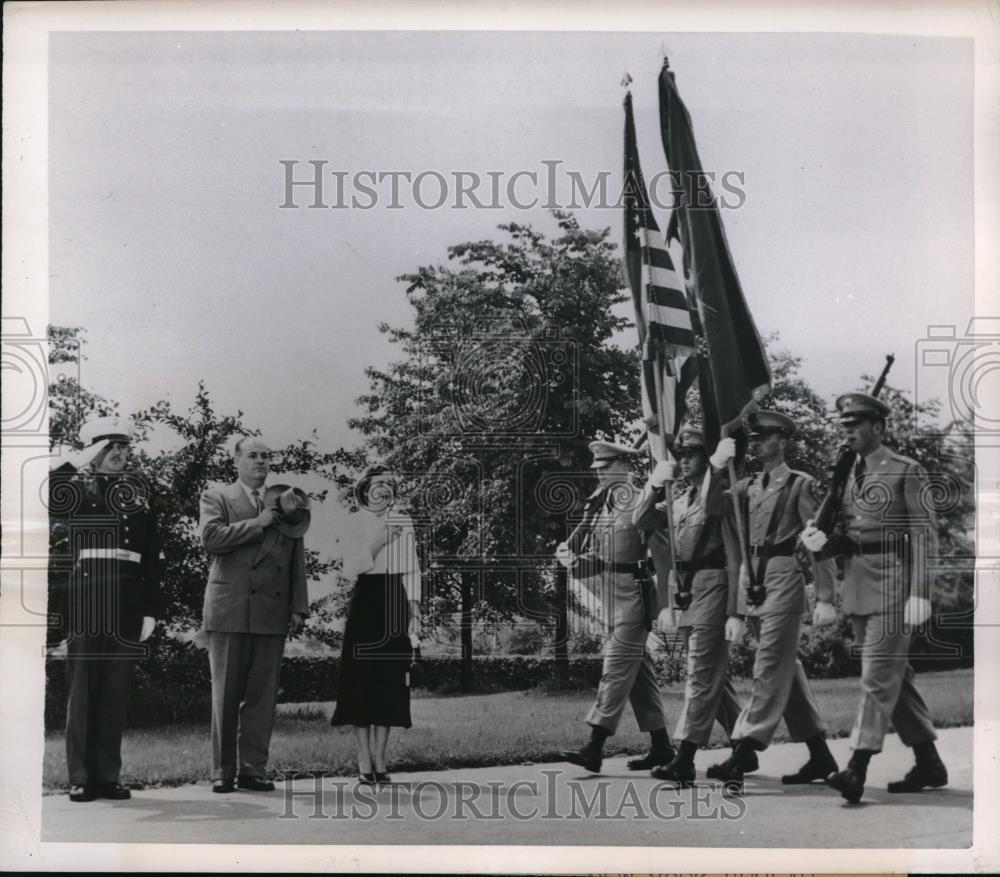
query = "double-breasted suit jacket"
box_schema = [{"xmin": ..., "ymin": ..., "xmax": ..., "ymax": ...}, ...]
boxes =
[{"xmin": 200, "ymin": 482, "xmax": 308, "ymax": 634}]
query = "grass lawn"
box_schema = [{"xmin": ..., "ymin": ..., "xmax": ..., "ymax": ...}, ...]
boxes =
[{"xmin": 41, "ymin": 667, "xmax": 973, "ymax": 792}]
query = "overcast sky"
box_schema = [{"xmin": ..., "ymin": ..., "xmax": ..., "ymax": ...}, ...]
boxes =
[{"xmin": 47, "ymin": 30, "xmax": 973, "ymax": 568}]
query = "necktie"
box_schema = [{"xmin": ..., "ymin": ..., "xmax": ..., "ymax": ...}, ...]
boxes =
[
  {"xmin": 688, "ymin": 485, "xmax": 698, "ymax": 507},
  {"xmin": 854, "ymin": 458, "xmax": 867, "ymax": 492},
  {"xmin": 251, "ymin": 489, "xmax": 264, "ymax": 514},
  {"xmin": 761, "ymin": 472, "xmax": 770, "ymax": 490}
]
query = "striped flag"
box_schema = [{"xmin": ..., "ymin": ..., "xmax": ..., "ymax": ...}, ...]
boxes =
[
  {"xmin": 623, "ymin": 92, "xmax": 697, "ymax": 460},
  {"xmin": 658, "ymin": 62, "xmax": 771, "ymax": 441}
]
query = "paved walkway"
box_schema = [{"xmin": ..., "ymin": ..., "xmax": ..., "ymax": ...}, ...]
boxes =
[{"xmin": 41, "ymin": 727, "xmax": 972, "ymax": 848}]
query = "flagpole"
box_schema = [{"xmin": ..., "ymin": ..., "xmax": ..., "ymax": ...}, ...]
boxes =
[
  {"xmin": 727, "ymin": 457, "xmax": 751, "ymax": 586},
  {"xmin": 651, "ymin": 355, "xmax": 680, "ymax": 583}
]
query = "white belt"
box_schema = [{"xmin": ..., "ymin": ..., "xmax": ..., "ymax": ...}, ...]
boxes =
[{"xmin": 78, "ymin": 548, "xmax": 142, "ymax": 563}]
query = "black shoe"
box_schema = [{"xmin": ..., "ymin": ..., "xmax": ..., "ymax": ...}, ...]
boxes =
[
  {"xmin": 374, "ymin": 771, "xmax": 391, "ymax": 784},
  {"xmin": 561, "ymin": 745, "xmax": 602, "ymax": 774},
  {"xmin": 237, "ymin": 775, "xmax": 275, "ymax": 792},
  {"xmin": 627, "ymin": 745, "xmax": 676, "ymax": 771},
  {"xmin": 356, "ymin": 772, "xmax": 376, "ymax": 787},
  {"xmin": 650, "ymin": 757, "xmax": 695, "ymax": 788},
  {"xmin": 705, "ymin": 755, "xmax": 745, "ymax": 789},
  {"xmin": 212, "ymin": 778, "xmax": 236, "ymax": 793},
  {"xmin": 782, "ymin": 754, "xmax": 839, "ymax": 785},
  {"xmin": 69, "ymin": 784, "xmax": 97, "ymax": 803},
  {"xmin": 94, "ymin": 781, "xmax": 131, "ymax": 800},
  {"xmin": 825, "ymin": 767, "xmax": 865, "ymax": 804},
  {"xmin": 708, "ymin": 748, "xmax": 759, "ymax": 778},
  {"xmin": 744, "ymin": 750, "xmax": 759, "ymax": 774},
  {"xmin": 887, "ymin": 761, "xmax": 948, "ymax": 793}
]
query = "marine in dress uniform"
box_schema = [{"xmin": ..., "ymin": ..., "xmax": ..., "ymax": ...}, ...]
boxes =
[
  {"xmin": 801, "ymin": 394, "xmax": 947, "ymax": 804},
  {"xmin": 704, "ymin": 411, "xmax": 839, "ymax": 792},
  {"xmin": 632, "ymin": 428, "xmax": 753, "ymax": 787},
  {"xmin": 48, "ymin": 418, "xmax": 160, "ymax": 803},
  {"xmin": 557, "ymin": 440, "xmax": 673, "ymax": 774},
  {"xmin": 199, "ymin": 437, "xmax": 310, "ymax": 793}
]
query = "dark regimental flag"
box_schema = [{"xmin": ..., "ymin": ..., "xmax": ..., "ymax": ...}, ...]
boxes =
[
  {"xmin": 623, "ymin": 91, "xmax": 697, "ymax": 460},
  {"xmin": 658, "ymin": 60, "xmax": 771, "ymax": 441}
]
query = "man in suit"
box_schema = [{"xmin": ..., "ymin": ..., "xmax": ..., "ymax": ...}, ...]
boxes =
[
  {"xmin": 705, "ymin": 410, "xmax": 839, "ymax": 794},
  {"xmin": 633, "ymin": 428, "xmax": 754, "ymax": 787},
  {"xmin": 802, "ymin": 394, "xmax": 947, "ymax": 804},
  {"xmin": 556, "ymin": 440, "xmax": 674, "ymax": 774},
  {"xmin": 199, "ymin": 437, "xmax": 309, "ymax": 793}
]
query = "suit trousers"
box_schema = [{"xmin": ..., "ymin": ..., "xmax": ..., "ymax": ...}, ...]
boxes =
[
  {"xmin": 674, "ymin": 624, "xmax": 742, "ymax": 746},
  {"xmin": 207, "ymin": 631, "xmax": 286, "ymax": 780},
  {"xmin": 65, "ymin": 630, "xmax": 141, "ymax": 785},
  {"xmin": 848, "ymin": 613, "xmax": 937, "ymax": 752},
  {"xmin": 585, "ymin": 619, "xmax": 667, "ymax": 735},
  {"xmin": 730, "ymin": 612, "xmax": 826, "ymax": 748}
]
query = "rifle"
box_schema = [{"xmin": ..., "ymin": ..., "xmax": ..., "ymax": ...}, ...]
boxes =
[{"xmin": 813, "ymin": 354, "xmax": 895, "ymax": 537}]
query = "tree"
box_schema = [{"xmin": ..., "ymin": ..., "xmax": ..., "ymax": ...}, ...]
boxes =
[
  {"xmin": 47, "ymin": 325, "xmax": 119, "ymax": 450},
  {"xmin": 342, "ymin": 212, "xmax": 641, "ymax": 688}
]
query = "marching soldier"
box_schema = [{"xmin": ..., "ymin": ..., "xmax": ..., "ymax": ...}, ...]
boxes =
[
  {"xmin": 48, "ymin": 417, "xmax": 161, "ymax": 802},
  {"xmin": 704, "ymin": 410, "xmax": 839, "ymax": 793},
  {"xmin": 557, "ymin": 440, "xmax": 674, "ymax": 774},
  {"xmin": 633, "ymin": 428, "xmax": 754, "ymax": 786},
  {"xmin": 802, "ymin": 394, "xmax": 947, "ymax": 803}
]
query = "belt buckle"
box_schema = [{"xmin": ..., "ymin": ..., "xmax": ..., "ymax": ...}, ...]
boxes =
[{"xmin": 749, "ymin": 544, "xmax": 762, "ymax": 558}]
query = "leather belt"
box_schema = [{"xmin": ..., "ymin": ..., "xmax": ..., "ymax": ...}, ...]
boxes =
[
  {"xmin": 600, "ymin": 559, "xmax": 650, "ymax": 575},
  {"xmin": 748, "ymin": 538, "xmax": 797, "ymax": 559},
  {"xmin": 78, "ymin": 548, "xmax": 142, "ymax": 563},
  {"xmin": 842, "ymin": 538, "xmax": 900, "ymax": 558},
  {"xmin": 674, "ymin": 547, "xmax": 725, "ymax": 574}
]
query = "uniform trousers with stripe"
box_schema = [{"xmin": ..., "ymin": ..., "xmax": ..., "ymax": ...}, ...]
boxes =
[
  {"xmin": 848, "ymin": 613, "xmax": 937, "ymax": 752},
  {"xmin": 730, "ymin": 612, "xmax": 826, "ymax": 748}
]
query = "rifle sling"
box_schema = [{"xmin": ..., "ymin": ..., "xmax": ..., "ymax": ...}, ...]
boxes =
[{"xmin": 747, "ymin": 473, "xmax": 799, "ymax": 589}]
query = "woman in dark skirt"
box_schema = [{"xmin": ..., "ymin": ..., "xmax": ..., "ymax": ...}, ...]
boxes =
[{"xmin": 331, "ymin": 467, "xmax": 422, "ymax": 784}]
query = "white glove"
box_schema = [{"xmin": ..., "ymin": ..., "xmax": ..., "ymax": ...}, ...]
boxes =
[
  {"xmin": 656, "ymin": 607, "xmax": 677, "ymax": 633},
  {"xmin": 801, "ymin": 519, "xmax": 828, "ymax": 552},
  {"xmin": 812, "ymin": 601, "xmax": 837, "ymax": 627},
  {"xmin": 139, "ymin": 616, "xmax": 156, "ymax": 642},
  {"xmin": 904, "ymin": 596, "xmax": 932, "ymax": 629},
  {"xmin": 555, "ymin": 541, "xmax": 573, "ymax": 569},
  {"xmin": 649, "ymin": 458, "xmax": 676, "ymax": 488},
  {"xmin": 709, "ymin": 437, "xmax": 737, "ymax": 470},
  {"xmin": 724, "ymin": 616, "xmax": 745, "ymax": 643}
]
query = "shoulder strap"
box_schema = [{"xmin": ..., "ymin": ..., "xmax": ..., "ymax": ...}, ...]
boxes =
[
  {"xmin": 682, "ymin": 505, "xmax": 721, "ymax": 593},
  {"xmin": 762, "ymin": 472, "xmax": 799, "ymax": 550}
]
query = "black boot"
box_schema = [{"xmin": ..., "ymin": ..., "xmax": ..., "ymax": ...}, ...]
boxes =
[
  {"xmin": 825, "ymin": 748, "xmax": 873, "ymax": 804},
  {"xmin": 651, "ymin": 740, "xmax": 697, "ymax": 787},
  {"xmin": 627, "ymin": 728, "xmax": 676, "ymax": 771},
  {"xmin": 887, "ymin": 741, "xmax": 948, "ymax": 793},
  {"xmin": 561, "ymin": 726, "xmax": 609, "ymax": 774},
  {"xmin": 705, "ymin": 739, "xmax": 755, "ymax": 794},
  {"xmin": 782, "ymin": 734, "xmax": 839, "ymax": 785}
]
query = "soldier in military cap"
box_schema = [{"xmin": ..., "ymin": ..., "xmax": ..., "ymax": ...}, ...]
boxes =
[
  {"xmin": 48, "ymin": 417, "xmax": 161, "ymax": 803},
  {"xmin": 801, "ymin": 393, "xmax": 947, "ymax": 803},
  {"xmin": 632, "ymin": 428, "xmax": 751, "ymax": 787},
  {"xmin": 705, "ymin": 410, "xmax": 839, "ymax": 793},
  {"xmin": 556, "ymin": 439, "xmax": 674, "ymax": 774}
]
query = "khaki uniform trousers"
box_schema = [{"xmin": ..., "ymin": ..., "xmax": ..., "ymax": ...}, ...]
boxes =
[
  {"xmin": 673, "ymin": 624, "xmax": 742, "ymax": 746},
  {"xmin": 848, "ymin": 613, "xmax": 937, "ymax": 752},
  {"xmin": 730, "ymin": 612, "xmax": 826, "ymax": 748},
  {"xmin": 584, "ymin": 571, "xmax": 667, "ymax": 735}
]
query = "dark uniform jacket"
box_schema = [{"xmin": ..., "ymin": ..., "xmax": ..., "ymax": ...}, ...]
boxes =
[
  {"xmin": 48, "ymin": 469, "xmax": 161, "ymax": 642},
  {"xmin": 834, "ymin": 445, "xmax": 938, "ymax": 616},
  {"xmin": 199, "ymin": 481, "xmax": 308, "ymax": 634},
  {"xmin": 728, "ymin": 463, "xmax": 835, "ymax": 616}
]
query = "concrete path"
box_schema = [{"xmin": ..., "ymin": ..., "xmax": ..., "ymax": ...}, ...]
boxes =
[{"xmin": 41, "ymin": 727, "xmax": 972, "ymax": 848}]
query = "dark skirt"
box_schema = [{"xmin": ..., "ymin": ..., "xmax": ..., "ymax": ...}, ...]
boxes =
[{"xmin": 331, "ymin": 572, "xmax": 412, "ymax": 728}]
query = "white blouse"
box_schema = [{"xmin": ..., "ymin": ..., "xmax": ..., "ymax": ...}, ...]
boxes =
[{"xmin": 340, "ymin": 509, "xmax": 422, "ymax": 603}]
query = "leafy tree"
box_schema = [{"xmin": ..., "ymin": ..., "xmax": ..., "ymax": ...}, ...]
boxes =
[
  {"xmin": 47, "ymin": 325, "xmax": 119, "ymax": 450},
  {"xmin": 342, "ymin": 212, "xmax": 641, "ymax": 688}
]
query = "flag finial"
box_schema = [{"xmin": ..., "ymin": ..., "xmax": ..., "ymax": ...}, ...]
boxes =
[{"xmin": 621, "ymin": 71, "xmax": 633, "ymax": 88}]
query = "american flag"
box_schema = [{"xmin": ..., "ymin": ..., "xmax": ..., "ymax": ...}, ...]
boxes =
[{"xmin": 623, "ymin": 92, "xmax": 697, "ymax": 460}]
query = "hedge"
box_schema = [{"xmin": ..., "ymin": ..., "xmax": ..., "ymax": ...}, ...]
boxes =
[{"xmin": 44, "ymin": 619, "xmax": 971, "ymax": 731}]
